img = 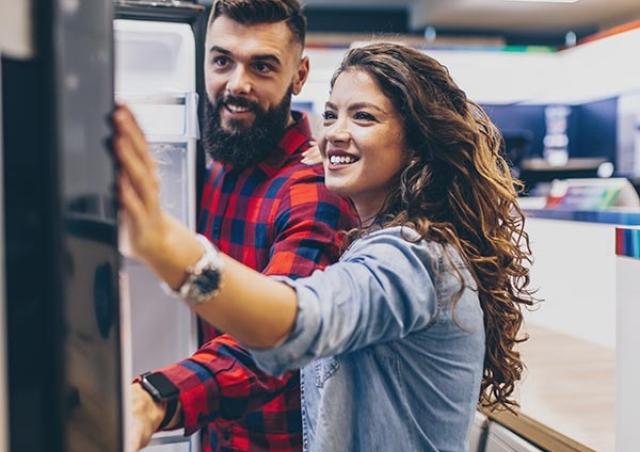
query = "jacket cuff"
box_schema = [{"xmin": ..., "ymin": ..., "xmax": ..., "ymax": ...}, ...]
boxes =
[{"xmin": 156, "ymin": 360, "xmax": 222, "ymax": 436}]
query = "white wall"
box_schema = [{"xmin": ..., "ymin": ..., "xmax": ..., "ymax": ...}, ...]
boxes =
[
  {"xmin": 539, "ymin": 29, "xmax": 640, "ymax": 105},
  {"xmin": 297, "ymin": 27, "xmax": 640, "ymax": 108}
]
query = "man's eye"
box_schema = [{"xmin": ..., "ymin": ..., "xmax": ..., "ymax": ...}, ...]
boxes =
[
  {"xmin": 354, "ymin": 111, "xmax": 376, "ymax": 121},
  {"xmin": 322, "ymin": 111, "xmax": 337, "ymax": 121},
  {"xmin": 212, "ymin": 56, "xmax": 229, "ymax": 68},
  {"xmin": 253, "ymin": 62, "xmax": 273, "ymax": 74}
]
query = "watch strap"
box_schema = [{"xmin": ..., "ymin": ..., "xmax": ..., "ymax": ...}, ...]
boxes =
[
  {"xmin": 163, "ymin": 234, "xmax": 224, "ymax": 306},
  {"xmin": 158, "ymin": 397, "xmax": 178, "ymax": 430}
]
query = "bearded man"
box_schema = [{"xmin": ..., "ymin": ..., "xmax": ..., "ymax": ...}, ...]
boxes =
[{"xmin": 126, "ymin": 1, "xmax": 355, "ymax": 450}]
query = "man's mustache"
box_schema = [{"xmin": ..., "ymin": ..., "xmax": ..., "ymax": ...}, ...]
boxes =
[{"xmin": 215, "ymin": 94, "xmax": 260, "ymax": 114}]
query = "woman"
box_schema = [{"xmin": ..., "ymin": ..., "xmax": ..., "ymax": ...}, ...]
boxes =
[{"xmin": 115, "ymin": 43, "xmax": 534, "ymax": 451}]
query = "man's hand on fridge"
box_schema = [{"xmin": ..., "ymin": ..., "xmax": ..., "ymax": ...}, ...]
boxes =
[{"xmin": 129, "ymin": 383, "xmax": 166, "ymax": 451}]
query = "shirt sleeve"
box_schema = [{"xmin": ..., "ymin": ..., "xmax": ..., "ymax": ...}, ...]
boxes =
[
  {"xmin": 153, "ymin": 334, "xmax": 300, "ymax": 435},
  {"xmin": 251, "ymin": 228, "xmax": 439, "ymax": 375},
  {"xmin": 264, "ymin": 169, "xmax": 357, "ymax": 277},
  {"xmin": 155, "ymin": 168, "xmax": 357, "ymax": 435}
]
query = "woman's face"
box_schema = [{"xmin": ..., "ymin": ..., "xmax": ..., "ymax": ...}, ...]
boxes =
[{"xmin": 319, "ymin": 70, "xmax": 408, "ymax": 221}]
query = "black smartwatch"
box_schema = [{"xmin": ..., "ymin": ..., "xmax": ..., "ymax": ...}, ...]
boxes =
[{"xmin": 139, "ymin": 372, "xmax": 180, "ymax": 430}]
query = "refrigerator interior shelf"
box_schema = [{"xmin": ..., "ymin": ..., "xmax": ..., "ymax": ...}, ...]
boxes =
[{"xmin": 117, "ymin": 91, "xmax": 199, "ymax": 140}]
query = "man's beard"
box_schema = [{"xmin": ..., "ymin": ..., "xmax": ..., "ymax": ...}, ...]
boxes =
[{"xmin": 203, "ymin": 86, "xmax": 293, "ymax": 169}]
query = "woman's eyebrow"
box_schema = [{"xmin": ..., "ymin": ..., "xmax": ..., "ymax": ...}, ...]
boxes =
[{"xmin": 324, "ymin": 101, "xmax": 387, "ymax": 114}]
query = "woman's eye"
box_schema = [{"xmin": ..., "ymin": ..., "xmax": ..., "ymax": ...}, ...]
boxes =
[
  {"xmin": 322, "ymin": 111, "xmax": 337, "ymax": 121},
  {"xmin": 354, "ymin": 111, "xmax": 376, "ymax": 121}
]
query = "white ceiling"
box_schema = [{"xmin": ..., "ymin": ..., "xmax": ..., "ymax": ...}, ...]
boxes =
[{"xmin": 303, "ymin": 0, "xmax": 640, "ymax": 32}]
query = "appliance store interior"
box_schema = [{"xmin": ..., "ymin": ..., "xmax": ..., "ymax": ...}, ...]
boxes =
[{"xmin": 1, "ymin": 0, "xmax": 640, "ymax": 451}]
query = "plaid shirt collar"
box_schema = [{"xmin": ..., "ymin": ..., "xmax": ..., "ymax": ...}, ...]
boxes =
[{"xmin": 222, "ymin": 110, "xmax": 312, "ymax": 179}]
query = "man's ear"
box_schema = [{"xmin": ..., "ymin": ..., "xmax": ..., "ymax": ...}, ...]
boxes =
[{"xmin": 292, "ymin": 56, "xmax": 310, "ymax": 96}]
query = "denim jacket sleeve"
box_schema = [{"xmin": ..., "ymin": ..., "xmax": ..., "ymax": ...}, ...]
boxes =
[{"xmin": 250, "ymin": 226, "xmax": 439, "ymax": 375}]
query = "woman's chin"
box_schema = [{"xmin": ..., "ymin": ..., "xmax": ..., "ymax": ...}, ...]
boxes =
[{"xmin": 324, "ymin": 181, "xmax": 352, "ymax": 199}]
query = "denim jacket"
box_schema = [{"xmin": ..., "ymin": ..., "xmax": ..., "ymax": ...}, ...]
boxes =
[{"xmin": 252, "ymin": 226, "xmax": 485, "ymax": 452}]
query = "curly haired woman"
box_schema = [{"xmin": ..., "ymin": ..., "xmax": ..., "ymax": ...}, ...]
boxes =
[{"xmin": 115, "ymin": 42, "xmax": 535, "ymax": 451}]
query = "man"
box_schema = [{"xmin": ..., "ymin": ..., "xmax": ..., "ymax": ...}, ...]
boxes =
[{"xmin": 125, "ymin": 0, "xmax": 355, "ymax": 450}]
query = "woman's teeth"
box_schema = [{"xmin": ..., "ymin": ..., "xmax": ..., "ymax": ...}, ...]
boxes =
[{"xmin": 329, "ymin": 155, "xmax": 357, "ymax": 165}]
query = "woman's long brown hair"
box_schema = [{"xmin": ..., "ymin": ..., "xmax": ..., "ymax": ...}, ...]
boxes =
[{"xmin": 333, "ymin": 43, "xmax": 536, "ymax": 409}]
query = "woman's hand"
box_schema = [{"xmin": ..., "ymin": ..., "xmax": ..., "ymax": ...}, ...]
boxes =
[
  {"xmin": 113, "ymin": 105, "xmax": 297, "ymax": 349},
  {"xmin": 113, "ymin": 105, "xmax": 202, "ymax": 289},
  {"xmin": 113, "ymin": 106, "xmax": 169, "ymax": 264}
]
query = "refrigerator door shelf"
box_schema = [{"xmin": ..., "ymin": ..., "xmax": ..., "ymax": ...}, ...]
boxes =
[
  {"xmin": 149, "ymin": 142, "xmax": 193, "ymax": 227},
  {"xmin": 118, "ymin": 140, "xmax": 196, "ymax": 259},
  {"xmin": 118, "ymin": 92, "xmax": 200, "ymax": 141}
]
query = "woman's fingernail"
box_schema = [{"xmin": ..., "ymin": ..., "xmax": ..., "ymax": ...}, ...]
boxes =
[{"xmin": 115, "ymin": 109, "xmax": 127, "ymax": 123}]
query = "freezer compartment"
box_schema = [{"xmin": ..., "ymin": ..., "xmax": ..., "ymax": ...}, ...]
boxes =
[{"xmin": 115, "ymin": 20, "xmax": 196, "ymax": 95}]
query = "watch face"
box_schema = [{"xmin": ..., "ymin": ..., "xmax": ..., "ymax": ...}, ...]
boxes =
[
  {"xmin": 193, "ymin": 268, "xmax": 221, "ymax": 295},
  {"xmin": 143, "ymin": 372, "xmax": 179, "ymax": 400}
]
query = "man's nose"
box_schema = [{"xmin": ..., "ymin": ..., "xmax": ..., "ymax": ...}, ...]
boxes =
[{"xmin": 226, "ymin": 66, "xmax": 252, "ymax": 96}]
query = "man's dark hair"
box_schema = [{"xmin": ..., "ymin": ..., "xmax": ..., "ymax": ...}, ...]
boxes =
[{"xmin": 209, "ymin": 0, "xmax": 306, "ymax": 47}]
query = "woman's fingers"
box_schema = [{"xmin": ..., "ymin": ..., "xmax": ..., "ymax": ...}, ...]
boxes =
[
  {"xmin": 114, "ymin": 106, "xmax": 157, "ymax": 175},
  {"xmin": 114, "ymin": 128, "xmax": 158, "ymax": 211},
  {"xmin": 119, "ymin": 172, "xmax": 146, "ymax": 230}
]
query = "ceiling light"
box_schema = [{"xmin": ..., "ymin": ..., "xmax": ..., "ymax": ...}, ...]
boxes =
[{"xmin": 504, "ymin": 0, "xmax": 580, "ymax": 3}]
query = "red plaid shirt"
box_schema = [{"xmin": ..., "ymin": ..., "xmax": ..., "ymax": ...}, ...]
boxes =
[{"xmin": 157, "ymin": 112, "xmax": 356, "ymax": 451}]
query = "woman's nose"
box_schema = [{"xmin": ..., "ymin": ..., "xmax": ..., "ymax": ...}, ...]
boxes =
[{"xmin": 326, "ymin": 124, "xmax": 350, "ymax": 145}]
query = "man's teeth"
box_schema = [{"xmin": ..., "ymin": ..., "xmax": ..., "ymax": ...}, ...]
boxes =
[
  {"xmin": 329, "ymin": 155, "xmax": 357, "ymax": 165},
  {"xmin": 226, "ymin": 104, "xmax": 250, "ymax": 113}
]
